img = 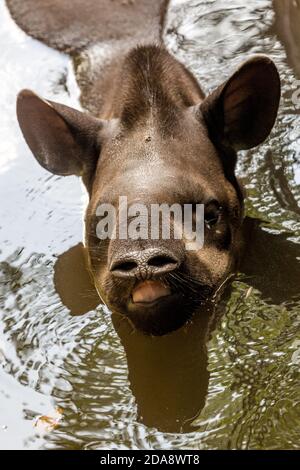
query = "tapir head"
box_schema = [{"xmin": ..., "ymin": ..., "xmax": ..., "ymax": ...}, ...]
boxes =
[{"xmin": 17, "ymin": 47, "xmax": 280, "ymax": 334}]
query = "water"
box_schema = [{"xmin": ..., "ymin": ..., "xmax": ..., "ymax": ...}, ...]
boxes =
[{"xmin": 0, "ymin": 0, "xmax": 299, "ymax": 449}]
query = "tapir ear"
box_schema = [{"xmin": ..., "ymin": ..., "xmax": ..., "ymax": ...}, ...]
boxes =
[
  {"xmin": 200, "ymin": 56, "xmax": 281, "ymax": 151},
  {"xmin": 17, "ymin": 89, "xmax": 105, "ymax": 176}
]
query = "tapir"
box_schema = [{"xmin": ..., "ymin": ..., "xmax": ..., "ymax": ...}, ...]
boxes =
[{"xmin": 9, "ymin": 0, "xmax": 281, "ymax": 334}]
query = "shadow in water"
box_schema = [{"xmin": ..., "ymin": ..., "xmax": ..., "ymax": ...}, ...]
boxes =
[
  {"xmin": 273, "ymin": 0, "xmax": 300, "ymax": 78},
  {"xmin": 111, "ymin": 307, "xmax": 211, "ymax": 433},
  {"xmin": 240, "ymin": 217, "xmax": 300, "ymax": 304},
  {"xmin": 53, "ymin": 215, "xmax": 300, "ymax": 432},
  {"xmin": 264, "ymin": 150, "xmax": 300, "ymax": 217},
  {"xmin": 54, "ymin": 243, "xmax": 100, "ymax": 315}
]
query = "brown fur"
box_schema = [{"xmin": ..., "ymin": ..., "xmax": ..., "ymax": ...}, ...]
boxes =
[
  {"xmin": 6, "ymin": 0, "xmax": 169, "ymax": 53},
  {"xmin": 12, "ymin": 2, "xmax": 281, "ymax": 334}
]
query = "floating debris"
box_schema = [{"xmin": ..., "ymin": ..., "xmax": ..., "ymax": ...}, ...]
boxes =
[{"xmin": 34, "ymin": 407, "xmax": 63, "ymax": 433}]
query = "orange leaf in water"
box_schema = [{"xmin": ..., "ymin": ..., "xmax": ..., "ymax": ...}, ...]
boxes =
[{"xmin": 34, "ymin": 407, "xmax": 63, "ymax": 433}]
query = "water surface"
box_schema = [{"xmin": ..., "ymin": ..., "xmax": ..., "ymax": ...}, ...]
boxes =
[{"xmin": 0, "ymin": 0, "xmax": 299, "ymax": 449}]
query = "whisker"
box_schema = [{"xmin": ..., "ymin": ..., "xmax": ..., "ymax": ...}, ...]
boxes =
[{"xmin": 212, "ymin": 273, "xmax": 235, "ymax": 301}]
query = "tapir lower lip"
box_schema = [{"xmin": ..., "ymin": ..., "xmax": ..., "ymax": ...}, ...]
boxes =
[
  {"xmin": 131, "ymin": 280, "xmax": 171, "ymax": 304},
  {"xmin": 131, "ymin": 294, "xmax": 172, "ymax": 306},
  {"xmin": 127, "ymin": 293, "xmax": 175, "ymax": 312}
]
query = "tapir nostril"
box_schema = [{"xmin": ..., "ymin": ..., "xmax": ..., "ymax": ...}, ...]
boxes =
[
  {"xmin": 111, "ymin": 260, "xmax": 138, "ymax": 273},
  {"xmin": 147, "ymin": 255, "xmax": 178, "ymax": 268}
]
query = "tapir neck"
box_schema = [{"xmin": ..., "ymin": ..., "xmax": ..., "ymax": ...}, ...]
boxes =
[{"xmin": 96, "ymin": 45, "xmax": 205, "ymax": 125}]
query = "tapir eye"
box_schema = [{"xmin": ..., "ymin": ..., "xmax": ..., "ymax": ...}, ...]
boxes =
[{"xmin": 204, "ymin": 201, "xmax": 223, "ymax": 227}]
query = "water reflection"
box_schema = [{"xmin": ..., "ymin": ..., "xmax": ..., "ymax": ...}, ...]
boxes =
[
  {"xmin": 112, "ymin": 311, "xmax": 210, "ymax": 433},
  {"xmin": 273, "ymin": 0, "xmax": 300, "ymax": 78},
  {"xmin": 54, "ymin": 244, "xmax": 100, "ymax": 316},
  {"xmin": 54, "ymin": 243, "xmax": 210, "ymax": 433}
]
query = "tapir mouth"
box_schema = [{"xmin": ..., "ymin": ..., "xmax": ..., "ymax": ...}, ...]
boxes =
[
  {"xmin": 125, "ymin": 278, "xmax": 197, "ymax": 335},
  {"xmin": 132, "ymin": 280, "xmax": 171, "ymax": 304}
]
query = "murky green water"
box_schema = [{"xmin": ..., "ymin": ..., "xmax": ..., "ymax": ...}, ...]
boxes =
[{"xmin": 0, "ymin": 0, "xmax": 299, "ymax": 449}]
